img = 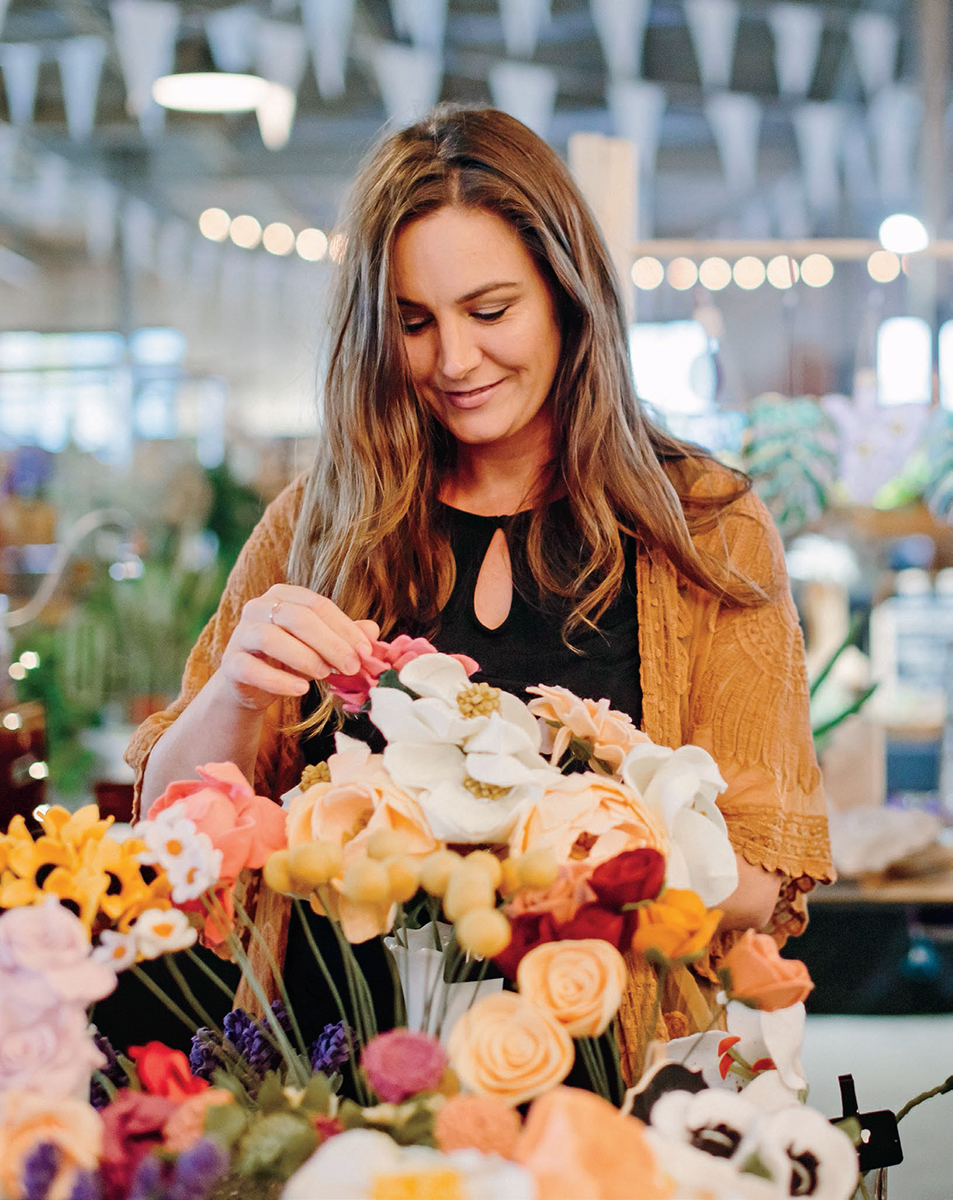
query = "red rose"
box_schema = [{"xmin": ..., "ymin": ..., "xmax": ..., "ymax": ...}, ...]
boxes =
[
  {"xmin": 128, "ymin": 1041, "xmax": 210, "ymax": 1102},
  {"xmin": 588, "ymin": 848, "xmax": 666, "ymax": 909},
  {"xmin": 494, "ymin": 911, "xmax": 557, "ymax": 980},
  {"xmin": 99, "ymin": 1089, "xmax": 178, "ymax": 1200},
  {"xmin": 555, "ymin": 902, "xmax": 628, "ymax": 950}
]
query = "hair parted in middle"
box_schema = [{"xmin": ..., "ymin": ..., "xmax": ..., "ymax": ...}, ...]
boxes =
[{"xmin": 288, "ymin": 104, "xmax": 759, "ymax": 652}]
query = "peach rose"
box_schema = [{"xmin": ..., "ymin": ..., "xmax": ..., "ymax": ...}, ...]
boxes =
[
  {"xmin": 630, "ymin": 889, "xmax": 722, "ymax": 963},
  {"xmin": 504, "ymin": 862, "xmax": 596, "ymax": 926},
  {"xmin": 433, "ymin": 1093, "xmax": 523, "ymax": 1158},
  {"xmin": 447, "ymin": 991, "xmax": 574, "ymax": 1107},
  {"xmin": 527, "ymin": 685, "xmax": 649, "ymax": 774},
  {"xmin": 720, "ymin": 929, "xmax": 814, "ymax": 1011},
  {"xmin": 162, "ymin": 1088, "xmax": 234, "ymax": 1152},
  {"xmin": 0, "ymin": 1091, "xmax": 102, "ymax": 1200},
  {"xmin": 517, "ymin": 939, "xmax": 628, "ymax": 1037},
  {"xmin": 508, "ymin": 771, "xmax": 667, "ymax": 865},
  {"xmin": 515, "ymin": 1086, "xmax": 674, "ymax": 1200}
]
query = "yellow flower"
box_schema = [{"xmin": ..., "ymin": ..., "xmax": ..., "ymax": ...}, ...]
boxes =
[
  {"xmin": 630, "ymin": 888, "xmax": 722, "ymax": 964},
  {"xmin": 38, "ymin": 804, "xmax": 114, "ymax": 847}
]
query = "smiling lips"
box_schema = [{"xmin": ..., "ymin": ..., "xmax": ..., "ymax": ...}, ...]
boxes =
[{"xmin": 439, "ymin": 379, "xmax": 506, "ymax": 408}]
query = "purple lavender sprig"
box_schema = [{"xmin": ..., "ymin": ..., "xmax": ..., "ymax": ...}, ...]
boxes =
[
  {"xmin": 67, "ymin": 1173, "xmax": 102, "ymax": 1200},
  {"xmin": 165, "ymin": 1139, "xmax": 230, "ymax": 1200},
  {"xmin": 191, "ymin": 1000, "xmax": 295, "ymax": 1085},
  {"xmin": 309, "ymin": 1021, "xmax": 354, "ymax": 1077},
  {"xmin": 89, "ymin": 1031, "xmax": 128, "ymax": 1110},
  {"xmin": 23, "ymin": 1142, "xmax": 60, "ymax": 1200}
]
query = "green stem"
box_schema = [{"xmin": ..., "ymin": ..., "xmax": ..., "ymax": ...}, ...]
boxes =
[
  {"xmin": 578, "ymin": 1037, "xmax": 610, "ymax": 1101},
  {"xmin": 433, "ymin": 946, "xmax": 466, "ymax": 1041},
  {"xmin": 130, "ymin": 962, "xmax": 198, "ymax": 1035},
  {"xmin": 383, "ymin": 941, "xmax": 407, "ymax": 1029},
  {"xmin": 606, "ymin": 1020, "xmax": 627, "ymax": 1105},
  {"xmin": 183, "ymin": 946, "xmax": 237, "ymax": 1003},
  {"xmin": 231, "ymin": 892, "xmax": 308, "ymax": 1061},
  {"xmin": 896, "ymin": 1075, "xmax": 953, "ymax": 1122},
  {"xmin": 92, "ymin": 1069, "xmax": 118, "ymax": 1104},
  {"xmin": 857, "ymin": 1175, "xmax": 873, "ymax": 1200},
  {"xmin": 162, "ymin": 953, "xmax": 223, "ymax": 1035}
]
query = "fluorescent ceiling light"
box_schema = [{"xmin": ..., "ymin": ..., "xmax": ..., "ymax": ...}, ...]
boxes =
[{"xmin": 152, "ymin": 72, "xmax": 269, "ymax": 113}]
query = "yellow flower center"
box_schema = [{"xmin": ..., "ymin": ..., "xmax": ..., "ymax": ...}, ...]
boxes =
[
  {"xmin": 153, "ymin": 921, "xmax": 175, "ymax": 938},
  {"xmin": 166, "ymin": 839, "xmax": 184, "ymax": 856},
  {"xmin": 112, "ymin": 945, "xmax": 127, "ymax": 960},
  {"xmin": 462, "ymin": 776, "xmax": 511, "ymax": 801},
  {"xmin": 301, "ymin": 761, "xmax": 331, "ymax": 788},
  {"xmin": 373, "ymin": 1169, "xmax": 466, "ymax": 1200},
  {"xmin": 456, "ymin": 682, "xmax": 501, "ymax": 718},
  {"xmin": 343, "ymin": 812, "xmax": 372, "ymax": 844}
]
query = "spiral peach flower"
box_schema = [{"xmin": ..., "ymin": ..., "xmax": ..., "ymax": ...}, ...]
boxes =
[
  {"xmin": 434, "ymin": 1093, "xmax": 523, "ymax": 1158},
  {"xmin": 447, "ymin": 991, "xmax": 574, "ymax": 1108},
  {"xmin": 527, "ymin": 684, "xmax": 649, "ymax": 774},
  {"xmin": 0, "ymin": 1091, "xmax": 102, "ymax": 1200},
  {"xmin": 517, "ymin": 939, "xmax": 628, "ymax": 1037}
]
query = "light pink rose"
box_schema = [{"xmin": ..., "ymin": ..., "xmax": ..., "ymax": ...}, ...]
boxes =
[
  {"xmin": 0, "ymin": 900, "xmax": 116, "ymax": 1006},
  {"xmin": 325, "ymin": 634, "xmax": 479, "ymax": 712},
  {"xmin": 526, "ymin": 685, "xmax": 649, "ymax": 774},
  {"xmin": 0, "ymin": 1004, "xmax": 105, "ymax": 1099}
]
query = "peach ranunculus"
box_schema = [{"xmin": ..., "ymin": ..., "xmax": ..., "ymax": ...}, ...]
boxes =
[
  {"xmin": 504, "ymin": 861, "xmax": 597, "ymax": 926},
  {"xmin": 162, "ymin": 1088, "xmax": 235, "ymax": 1152},
  {"xmin": 508, "ymin": 770, "xmax": 668, "ymax": 866},
  {"xmin": 0, "ymin": 1091, "xmax": 103, "ymax": 1200},
  {"xmin": 146, "ymin": 762, "xmax": 287, "ymax": 883},
  {"xmin": 286, "ymin": 738, "xmax": 439, "ymax": 942},
  {"xmin": 447, "ymin": 991, "xmax": 574, "ymax": 1107},
  {"xmin": 527, "ymin": 685, "xmax": 649, "ymax": 775},
  {"xmin": 720, "ymin": 929, "xmax": 814, "ymax": 1012},
  {"xmin": 515, "ymin": 1086, "xmax": 674, "ymax": 1200},
  {"xmin": 630, "ymin": 889, "xmax": 722, "ymax": 964},
  {"xmin": 517, "ymin": 939, "xmax": 628, "ymax": 1037}
]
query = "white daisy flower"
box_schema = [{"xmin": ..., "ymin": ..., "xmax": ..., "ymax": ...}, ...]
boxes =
[
  {"xmin": 136, "ymin": 809, "xmax": 200, "ymax": 872},
  {"xmin": 164, "ymin": 834, "xmax": 223, "ymax": 904},
  {"xmin": 92, "ymin": 930, "xmax": 138, "ymax": 972},
  {"xmin": 133, "ymin": 907, "xmax": 197, "ymax": 960}
]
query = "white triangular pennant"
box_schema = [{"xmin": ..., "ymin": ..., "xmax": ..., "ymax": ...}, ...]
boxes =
[
  {"xmin": 841, "ymin": 113, "xmax": 876, "ymax": 212},
  {"xmin": 792, "ymin": 101, "xmax": 844, "ymax": 217},
  {"xmin": 256, "ymin": 82, "xmax": 297, "ymax": 150},
  {"xmin": 705, "ymin": 90, "xmax": 761, "ymax": 194},
  {"xmin": 590, "ymin": 0, "xmax": 651, "ymax": 81},
  {"xmin": 0, "ymin": 42, "xmax": 41, "ymax": 127},
  {"xmin": 869, "ymin": 84, "xmax": 921, "ymax": 207},
  {"xmin": 256, "ymin": 19, "xmax": 308, "ymax": 92},
  {"xmin": 684, "ymin": 0, "xmax": 739, "ymax": 89},
  {"xmin": 498, "ymin": 0, "xmax": 551, "ymax": 58},
  {"xmin": 768, "ymin": 3, "xmax": 824, "ymax": 97},
  {"xmin": 488, "ymin": 60, "xmax": 558, "ymax": 139},
  {"xmin": 110, "ymin": 0, "xmax": 179, "ymax": 136},
  {"xmin": 301, "ymin": 0, "xmax": 356, "ymax": 100},
  {"xmin": 772, "ymin": 174, "xmax": 810, "ymax": 239},
  {"xmin": 608, "ymin": 78, "xmax": 666, "ymax": 176},
  {"xmin": 371, "ymin": 43, "xmax": 442, "ymax": 126},
  {"xmin": 205, "ymin": 5, "xmax": 259, "ymax": 73},
  {"xmin": 389, "ymin": 0, "xmax": 448, "ymax": 53},
  {"xmin": 849, "ymin": 12, "xmax": 898, "ymax": 98},
  {"xmin": 84, "ymin": 177, "xmax": 119, "ymax": 260},
  {"xmin": 57, "ymin": 36, "xmax": 107, "ymax": 141}
]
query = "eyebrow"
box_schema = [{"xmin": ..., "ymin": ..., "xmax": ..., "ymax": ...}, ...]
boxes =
[{"xmin": 396, "ymin": 281, "xmax": 520, "ymax": 307}]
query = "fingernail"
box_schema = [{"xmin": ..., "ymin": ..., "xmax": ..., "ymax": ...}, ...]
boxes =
[{"xmin": 344, "ymin": 655, "xmax": 361, "ymax": 674}]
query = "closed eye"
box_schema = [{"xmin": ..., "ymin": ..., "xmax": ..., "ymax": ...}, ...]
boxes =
[
  {"xmin": 472, "ymin": 306, "xmax": 508, "ymax": 322},
  {"xmin": 400, "ymin": 313, "xmax": 431, "ymax": 334}
]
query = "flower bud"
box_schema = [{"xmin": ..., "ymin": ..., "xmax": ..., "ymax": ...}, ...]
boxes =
[
  {"xmin": 288, "ymin": 841, "xmax": 343, "ymax": 887},
  {"xmin": 464, "ymin": 849, "xmax": 503, "ymax": 890},
  {"xmin": 444, "ymin": 863, "xmax": 495, "ymax": 922},
  {"xmin": 517, "ymin": 847, "xmax": 559, "ymax": 890},
  {"xmin": 419, "ymin": 849, "xmax": 463, "ymax": 897},
  {"xmin": 365, "ymin": 828, "xmax": 410, "ymax": 861},
  {"xmin": 341, "ymin": 858, "xmax": 390, "ymax": 905},
  {"xmin": 499, "ymin": 858, "xmax": 522, "ymax": 896},
  {"xmin": 385, "ymin": 856, "xmax": 420, "ymax": 904},
  {"xmin": 455, "ymin": 907, "xmax": 512, "ymax": 958},
  {"xmin": 263, "ymin": 850, "xmax": 299, "ymax": 896}
]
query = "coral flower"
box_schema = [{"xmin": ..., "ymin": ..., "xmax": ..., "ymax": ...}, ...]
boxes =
[{"xmin": 720, "ymin": 929, "xmax": 814, "ymax": 1012}]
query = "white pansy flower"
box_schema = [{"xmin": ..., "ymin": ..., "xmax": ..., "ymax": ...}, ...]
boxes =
[
  {"xmin": 132, "ymin": 907, "xmax": 197, "ymax": 960},
  {"xmin": 620, "ymin": 742, "xmax": 738, "ymax": 906},
  {"xmin": 92, "ymin": 930, "xmax": 138, "ymax": 972},
  {"xmin": 281, "ymin": 1127, "xmax": 534, "ymax": 1200}
]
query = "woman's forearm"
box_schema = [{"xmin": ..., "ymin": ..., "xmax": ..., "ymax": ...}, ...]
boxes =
[{"xmin": 716, "ymin": 854, "xmax": 782, "ymax": 932}]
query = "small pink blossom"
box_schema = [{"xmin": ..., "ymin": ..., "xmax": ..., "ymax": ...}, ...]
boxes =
[
  {"xmin": 0, "ymin": 1002, "xmax": 105, "ymax": 1098},
  {"xmin": 326, "ymin": 635, "xmax": 479, "ymax": 712},
  {"xmin": 360, "ymin": 1028, "xmax": 448, "ymax": 1103},
  {"xmin": 0, "ymin": 900, "xmax": 116, "ymax": 1006}
]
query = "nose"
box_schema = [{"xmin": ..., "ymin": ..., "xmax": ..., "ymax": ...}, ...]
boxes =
[{"xmin": 436, "ymin": 316, "xmax": 481, "ymax": 381}]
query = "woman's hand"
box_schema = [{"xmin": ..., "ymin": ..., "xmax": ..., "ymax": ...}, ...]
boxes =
[{"xmin": 219, "ymin": 584, "xmax": 380, "ymax": 712}]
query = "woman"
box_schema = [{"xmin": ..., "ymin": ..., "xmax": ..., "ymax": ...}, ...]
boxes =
[{"xmin": 128, "ymin": 105, "xmax": 832, "ymax": 1076}]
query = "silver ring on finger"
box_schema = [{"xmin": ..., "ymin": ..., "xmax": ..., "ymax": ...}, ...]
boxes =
[{"xmin": 269, "ymin": 600, "xmax": 281, "ymax": 625}]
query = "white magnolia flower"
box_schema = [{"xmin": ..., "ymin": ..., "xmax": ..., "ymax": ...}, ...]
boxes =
[
  {"xmin": 92, "ymin": 930, "xmax": 138, "ymax": 972},
  {"xmin": 620, "ymin": 742, "xmax": 738, "ymax": 906},
  {"xmin": 281, "ymin": 1127, "xmax": 534, "ymax": 1200},
  {"xmin": 132, "ymin": 907, "xmax": 197, "ymax": 960}
]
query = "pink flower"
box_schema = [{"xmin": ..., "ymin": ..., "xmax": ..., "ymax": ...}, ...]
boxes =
[
  {"xmin": 146, "ymin": 762, "xmax": 287, "ymax": 883},
  {"xmin": 0, "ymin": 1001, "xmax": 105, "ymax": 1098},
  {"xmin": 360, "ymin": 1029, "xmax": 448, "ymax": 1103},
  {"xmin": 326, "ymin": 635, "xmax": 479, "ymax": 712},
  {"xmin": 99, "ymin": 1090, "xmax": 178, "ymax": 1200},
  {"xmin": 0, "ymin": 900, "xmax": 116, "ymax": 1006}
]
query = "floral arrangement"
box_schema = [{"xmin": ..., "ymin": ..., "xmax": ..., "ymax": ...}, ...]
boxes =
[{"xmin": 2, "ymin": 633, "xmax": 941, "ymax": 1199}]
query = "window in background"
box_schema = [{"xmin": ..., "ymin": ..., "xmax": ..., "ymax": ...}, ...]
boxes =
[{"xmin": 877, "ymin": 317, "xmax": 932, "ymax": 406}]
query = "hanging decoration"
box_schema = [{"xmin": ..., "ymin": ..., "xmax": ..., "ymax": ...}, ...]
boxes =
[
  {"xmin": 301, "ymin": 0, "xmax": 356, "ymax": 100},
  {"xmin": 848, "ymin": 11, "xmax": 899, "ymax": 99},
  {"xmin": 0, "ymin": 42, "xmax": 41, "ymax": 128},
  {"xmin": 488, "ymin": 61, "xmax": 558, "ymax": 140},
  {"xmin": 608, "ymin": 79, "xmax": 666, "ymax": 179},
  {"xmin": 255, "ymin": 20, "xmax": 308, "ymax": 149},
  {"xmin": 792, "ymin": 101, "xmax": 844, "ymax": 220},
  {"xmin": 768, "ymin": 3, "xmax": 824, "ymax": 97},
  {"xmin": 498, "ymin": 0, "xmax": 551, "ymax": 59},
  {"xmin": 371, "ymin": 42, "xmax": 443, "ymax": 127},
  {"xmin": 704, "ymin": 90, "xmax": 761, "ymax": 195},
  {"xmin": 389, "ymin": 0, "xmax": 449, "ymax": 55},
  {"xmin": 589, "ymin": 0, "xmax": 651, "ymax": 81},
  {"xmin": 205, "ymin": 5, "xmax": 259, "ymax": 73},
  {"xmin": 868, "ymin": 84, "xmax": 921, "ymax": 208},
  {"xmin": 683, "ymin": 0, "xmax": 740, "ymax": 90},
  {"xmin": 109, "ymin": 0, "xmax": 180, "ymax": 138},
  {"xmin": 56, "ymin": 36, "xmax": 107, "ymax": 142}
]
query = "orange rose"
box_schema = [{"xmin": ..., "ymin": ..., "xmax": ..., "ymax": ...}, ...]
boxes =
[
  {"xmin": 630, "ymin": 889, "xmax": 721, "ymax": 963},
  {"xmin": 515, "ymin": 1086, "xmax": 674, "ymax": 1200},
  {"xmin": 526, "ymin": 685, "xmax": 649, "ymax": 774},
  {"xmin": 447, "ymin": 991, "xmax": 574, "ymax": 1107},
  {"xmin": 0, "ymin": 1092, "xmax": 102, "ymax": 1200},
  {"xmin": 517, "ymin": 939, "xmax": 628, "ymax": 1037},
  {"xmin": 720, "ymin": 929, "xmax": 814, "ymax": 1011}
]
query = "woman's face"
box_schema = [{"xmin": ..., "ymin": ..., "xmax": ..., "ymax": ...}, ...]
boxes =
[{"xmin": 391, "ymin": 205, "xmax": 562, "ymax": 454}]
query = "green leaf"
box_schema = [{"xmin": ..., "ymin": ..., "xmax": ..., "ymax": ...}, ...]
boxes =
[
  {"xmin": 255, "ymin": 1072, "xmax": 290, "ymax": 1114},
  {"xmin": 236, "ymin": 1113, "xmax": 318, "ymax": 1181},
  {"xmin": 204, "ymin": 1101, "xmax": 250, "ymax": 1149},
  {"xmin": 300, "ymin": 1072, "xmax": 333, "ymax": 1115}
]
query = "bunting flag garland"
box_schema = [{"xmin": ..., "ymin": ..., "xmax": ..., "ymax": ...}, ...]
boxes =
[
  {"xmin": 590, "ymin": 0, "xmax": 651, "ymax": 81},
  {"xmin": 109, "ymin": 0, "xmax": 180, "ymax": 137},
  {"xmin": 389, "ymin": 0, "xmax": 449, "ymax": 55},
  {"xmin": 57, "ymin": 36, "xmax": 107, "ymax": 142},
  {"xmin": 370, "ymin": 42, "xmax": 443, "ymax": 127},
  {"xmin": 608, "ymin": 79, "xmax": 666, "ymax": 178},
  {"xmin": 301, "ymin": 0, "xmax": 356, "ymax": 100},
  {"xmin": 0, "ymin": 42, "xmax": 41, "ymax": 128},
  {"xmin": 868, "ymin": 84, "xmax": 921, "ymax": 208},
  {"xmin": 205, "ymin": 5, "xmax": 259, "ymax": 74},
  {"xmin": 768, "ymin": 3, "xmax": 824, "ymax": 97},
  {"xmin": 705, "ymin": 90, "xmax": 761, "ymax": 195},
  {"xmin": 488, "ymin": 61, "xmax": 558, "ymax": 140},
  {"xmin": 684, "ymin": 0, "xmax": 740, "ymax": 90},
  {"xmin": 792, "ymin": 102, "xmax": 844, "ymax": 219},
  {"xmin": 849, "ymin": 11, "xmax": 899, "ymax": 99},
  {"xmin": 498, "ymin": 0, "xmax": 551, "ymax": 59},
  {"xmin": 255, "ymin": 20, "xmax": 308, "ymax": 149}
]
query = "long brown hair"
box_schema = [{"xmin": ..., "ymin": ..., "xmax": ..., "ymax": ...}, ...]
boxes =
[{"xmin": 288, "ymin": 105, "xmax": 763, "ymax": 646}]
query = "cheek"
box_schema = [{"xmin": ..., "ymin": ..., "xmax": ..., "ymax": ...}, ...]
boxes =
[{"xmin": 403, "ymin": 337, "xmax": 432, "ymax": 385}]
